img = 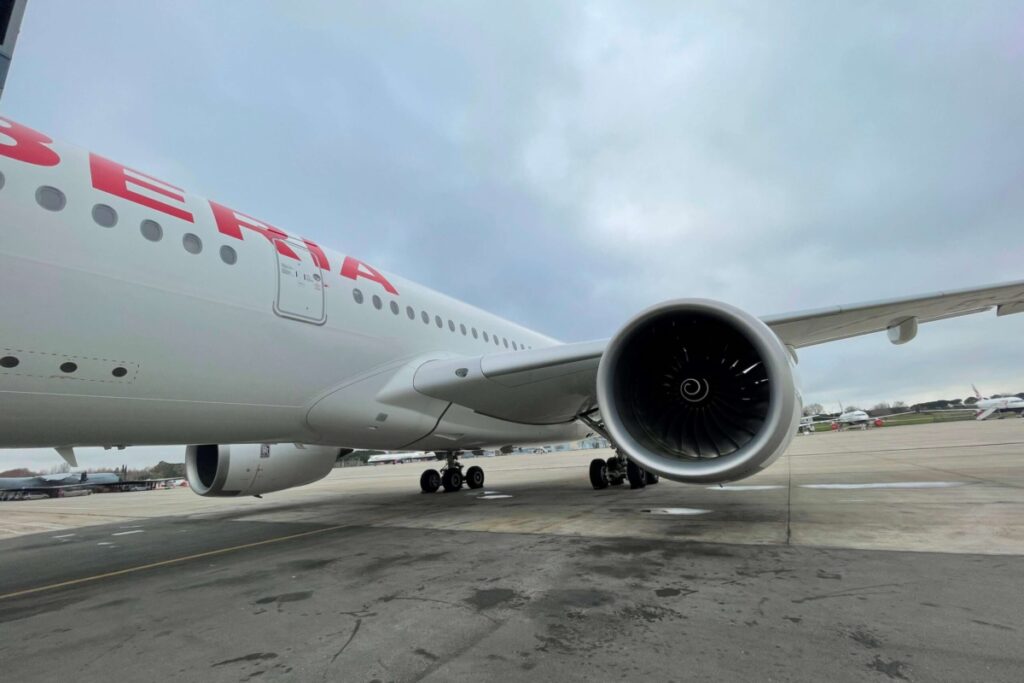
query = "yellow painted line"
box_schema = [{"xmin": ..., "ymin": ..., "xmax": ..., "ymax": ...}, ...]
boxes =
[{"xmin": 0, "ymin": 524, "xmax": 348, "ymax": 601}]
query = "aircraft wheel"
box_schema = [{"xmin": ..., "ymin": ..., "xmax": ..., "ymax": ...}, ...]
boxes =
[
  {"xmin": 645, "ymin": 470, "xmax": 660, "ymax": 485},
  {"xmin": 441, "ymin": 468, "xmax": 463, "ymax": 492},
  {"xmin": 466, "ymin": 465, "xmax": 485, "ymax": 489},
  {"xmin": 605, "ymin": 457, "xmax": 625, "ymax": 486},
  {"xmin": 627, "ymin": 461, "xmax": 647, "ymax": 489},
  {"xmin": 589, "ymin": 458, "xmax": 609, "ymax": 490},
  {"xmin": 420, "ymin": 469, "xmax": 441, "ymax": 493}
]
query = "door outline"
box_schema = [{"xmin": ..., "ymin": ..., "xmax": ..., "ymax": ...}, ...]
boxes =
[{"xmin": 272, "ymin": 239, "xmax": 327, "ymax": 325}]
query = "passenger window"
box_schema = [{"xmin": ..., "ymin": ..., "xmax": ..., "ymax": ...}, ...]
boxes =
[
  {"xmin": 460, "ymin": 324, "xmax": 467, "ymax": 335},
  {"xmin": 92, "ymin": 203, "xmax": 118, "ymax": 228},
  {"xmin": 483, "ymin": 331, "xmax": 489, "ymax": 342},
  {"xmin": 472, "ymin": 327, "xmax": 478, "ymax": 339},
  {"xmin": 421, "ymin": 311, "xmax": 430, "ymax": 324},
  {"xmin": 372, "ymin": 295, "xmax": 382, "ymax": 310},
  {"xmin": 448, "ymin": 319, "xmax": 455, "ymax": 332},
  {"xmin": 353, "ymin": 289, "xmax": 364, "ymax": 304},
  {"xmin": 390, "ymin": 301, "xmax": 400, "ymax": 315},
  {"xmin": 140, "ymin": 219, "xmax": 163, "ymax": 242},
  {"xmin": 182, "ymin": 233, "xmax": 203, "ymax": 254},
  {"xmin": 435, "ymin": 315, "xmax": 443, "ymax": 328},
  {"xmin": 219, "ymin": 245, "xmax": 238, "ymax": 265},
  {"xmin": 503, "ymin": 338, "xmax": 508, "ymax": 348},
  {"xmin": 494, "ymin": 335, "xmax": 500, "ymax": 346},
  {"xmin": 36, "ymin": 186, "xmax": 66, "ymax": 211},
  {"xmin": 406, "ymin": 305, "xmax": 415, "ymax": 320},
  {"xmin": 512, "ymin": 342, "xmax": 518, "ymax": 350}
]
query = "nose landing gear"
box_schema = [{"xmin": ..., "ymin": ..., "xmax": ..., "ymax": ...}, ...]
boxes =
[{"xmin": 420, "ymin": 452, "xmax": 485, "ymax": 493}]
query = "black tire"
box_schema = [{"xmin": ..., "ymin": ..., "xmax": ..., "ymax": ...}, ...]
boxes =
[
  {"xmin": 441, "ymin": 468, "xmax": 463, "ymax": 492},
  {"xmin": 626, "ymin": 460, "xmax": 647, "ymax": 489},
  {"xmin": 589, "ymin": 458, "xmax": 609, "ymax": 490},
  {"xmin": 645, "ymin": 470, "xmax": 660, "ymax": 485},
  {"xmin": 605, "ymin": 457, "xmax": 625, "ymax": 486},
  {"xmin": 466, "ymin": 465, "xmax": 485, "ymax": 489},
  {"xmin": 420, "ymin": 469, "xmax": 441, "ymax": 493}
]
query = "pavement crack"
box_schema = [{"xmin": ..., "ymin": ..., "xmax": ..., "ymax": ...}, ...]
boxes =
[
  {"xmin": 792, "ymin": 582, "xmax": 903, "ymax": 604},
  {"xmin": 327, "ymin": 618, "xmax": 361, "ymax": 669}
]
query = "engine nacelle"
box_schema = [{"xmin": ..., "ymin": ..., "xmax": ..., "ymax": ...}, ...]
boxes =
[
  {"xmin": 185, "ymin": 443, "xmax": 341, "ymax": 497},
  {"xmin": 597, "ymin": 299, "xmax": 801, "ymax": 484}
]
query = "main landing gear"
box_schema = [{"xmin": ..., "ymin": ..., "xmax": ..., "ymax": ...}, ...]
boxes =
[
  {"xmin": 420, "ymin": 452, "xmax": 485, "ymax": 493},
  {"xmin": 578, "ymin": 413, "xmax": 659, "ymax": 492},
  {"xmin": 588, "ymin": 451, "xmax": 659, "ymax": 491}
]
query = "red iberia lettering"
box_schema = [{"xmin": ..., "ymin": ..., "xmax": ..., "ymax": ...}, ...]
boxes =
[
  {"xmin": 209, "ymin": 201, "xmax": 299, "ymax": 260},
  {"xmin": 301, "ymin": 239, "xmax": 330, "ymax": 270},
  {"xmin": 0, "ymin": 118, "xmax": 61, "ymax": 167},
  {"xmin": 90, "ymin": 154, "xmax": 193, "ymax": 222},
  {"xmin": 341, "ymin": 256, "xmax": 398, "ymax": 295}
]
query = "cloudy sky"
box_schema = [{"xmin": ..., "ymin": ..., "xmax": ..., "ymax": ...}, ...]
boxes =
[{"xmin": 4, "ymin": 1, "xmax": 1024, "ymax": 468}]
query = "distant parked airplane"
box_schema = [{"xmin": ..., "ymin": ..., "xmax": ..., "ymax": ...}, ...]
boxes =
[
  {"xmin": 0, "ymin": 470, "xmax": 121, "ymax": 499},
  {"xmin": 366, "ymin": 452, "xmax": 440, "ymax": 465},
  {"xmin": 972, "ymin": 385, "xmax": 1024, "ymax": 420}
]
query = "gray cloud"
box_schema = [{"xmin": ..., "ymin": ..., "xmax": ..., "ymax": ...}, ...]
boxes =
[{"xmin": 1, "ymin": 2, "xmax": 1023, "ymax": 470}]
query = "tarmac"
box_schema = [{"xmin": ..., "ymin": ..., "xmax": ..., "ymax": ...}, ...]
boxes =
[{"xmin": 0, "ymin": 419, "xmax": 1022, "ymax": 682}]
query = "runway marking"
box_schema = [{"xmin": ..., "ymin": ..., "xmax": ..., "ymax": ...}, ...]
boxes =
[
  {"xmin": 801, "ymin": 481, "xmax": 967, "ymax": 490},
  {"xmin": 0, "ymin": 524, "xmax": 349, "ymax": 601},
  {"xmin": 709, "ymin": 485, "xmax": 784, "ymax": 491},
  {"xmin": 52, "ymin": 533, "xmax": 76, "ymax": 539},
  {"xmin": 478, "ymin": 494, "xmax": 512, "ymax": 500},
  {"xmin": 97, "ymin": 542, "xmax": 115, "ymax": 546},
  {"xmin": 111, "ymin": 530, "xmax": 144, "ymax": 536}
]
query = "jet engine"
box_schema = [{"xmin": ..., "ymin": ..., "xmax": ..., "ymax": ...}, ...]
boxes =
[
  {"xmin": 185, "ymin": 443, "xmax": 341, "ymax": 497},
  {"xmin": 596, "ymin": 299, "xmax": 801, "ymax": 484}
]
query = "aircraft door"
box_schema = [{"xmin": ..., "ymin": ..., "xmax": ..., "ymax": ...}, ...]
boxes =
[{"xmin": 273, "ymin": 239, "xmax": 326, "ymax": 324}]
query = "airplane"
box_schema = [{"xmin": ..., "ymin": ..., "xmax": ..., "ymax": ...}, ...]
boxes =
[
  {"xmin": 971, "ymin": 384, "xmax": 1024, "ymax": 420},
  {"xmin": 3, "ymin": 115, "xmax": 1024, "ymax": 497},
  {"xmin": 366, "ymin": 452, "xmax": 439, "ymax": 465},
  {"xmin": 0, "ymin": 470, "xmax": 120, "ymax": 500},
  {"xmin": 832, "ymin": 408, "xmax": 882, "ymax": 431}
]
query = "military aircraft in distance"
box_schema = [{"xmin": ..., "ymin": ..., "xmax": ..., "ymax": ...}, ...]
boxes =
[
  {"xmin": 0, "ymin": 470, "xmax": 121, "ymax": 500},
  {"xmin": 0, "ymin": 467, "xmax": 183, "ymax": 500},
  {"xmin": 972, "ymin": 385, "xmax": 1024, "ymax": 420}
]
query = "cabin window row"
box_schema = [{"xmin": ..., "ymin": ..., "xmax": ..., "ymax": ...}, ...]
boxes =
[
  {"xmin": 351, "ymin": 288, "xmax": 532, "ymax": 351},
  {"xmin": 10, "ymin": 177, "xmax": 239, "ymax": 266}
]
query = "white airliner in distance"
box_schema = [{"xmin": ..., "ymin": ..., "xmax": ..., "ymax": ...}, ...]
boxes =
[
  {"xmin": 799, "ymin": 408, "xmax": 880, "ymax": 433},
  {"xmin": 972, "ymin": 385, "xmax": 1024, "ymax": 420},
  {"xmin": 832, "ymin": 409, "xmax": 878, "ymax": 430},
  {"xmin": 366, "ymin": 452, "xmax": 439, "ymax": 465},
  {"xmin": 3, "ymin": 115, "xmax": 1024, "ymax": 496}
]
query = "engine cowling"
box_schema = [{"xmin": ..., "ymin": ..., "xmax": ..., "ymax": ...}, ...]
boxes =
[
  {"xmin": 596, "ymin": 299, "xmax": 801, "ymax": 484},
  {"xmin": 185, "ymin": 443, "xmax": 341, "ymax": 497}
]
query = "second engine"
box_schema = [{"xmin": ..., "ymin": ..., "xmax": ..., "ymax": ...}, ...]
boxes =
[{"xmin": 185, "ymin": 443, "xmax": 341, "ymax": 497}]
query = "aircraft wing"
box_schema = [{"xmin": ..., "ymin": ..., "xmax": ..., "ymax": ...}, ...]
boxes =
[
  {"xmin": 976, "ymin": 408, "xmax": 997, "ymax": 421},
  {"xmin": 412, "ymin": 280, "xmax": 1024, "ymax": 425},
  {"xmin": 764, "ymin": 279, "xmax": 1024, "ymax": 348},
  {"xmin": 413, "ymin": 341, "xmax": 604, "ymax": 425}
]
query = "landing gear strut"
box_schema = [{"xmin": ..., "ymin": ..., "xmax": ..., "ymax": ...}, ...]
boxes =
[
  {"xmin": 579, "ymin": 412, "xmax": 659, "ymax": 491},
  {"xmin": 420, "ymin": 452, "xmax": 485, "ymax": 493}
]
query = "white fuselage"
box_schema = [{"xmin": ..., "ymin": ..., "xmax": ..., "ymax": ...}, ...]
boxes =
[
  {"xmin": 976, "ymin": 396, "xmax": 1024, "ymax": 413},
  {"xmin": 0, "ymin": 118, "xmax": 587, "ymax": 452},
  {"xmin": 838, "ymin": 410, "xmax": 871, "ymax": 424}
]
